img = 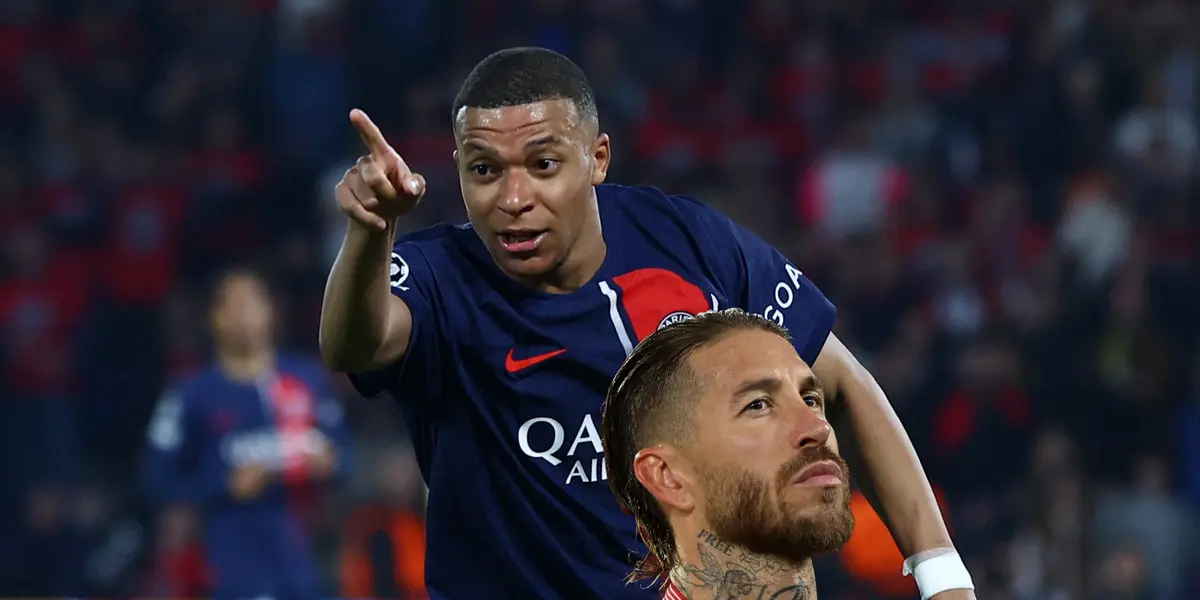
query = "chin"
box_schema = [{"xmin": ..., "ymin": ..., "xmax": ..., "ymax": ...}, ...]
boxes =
[
  {"xmin": 784, "ymin": 498, "xmax": 836, "ymax": 520},
  {"xmin": 498, "ymin": 251, "xmax": 554, "ymax": 271},
  {"xmin": 494, "ymin": 253, "xmax": 557, "ymax": 280},
  {"xmin": 787, "ymin": 481, "xmax": 847, "ymax": 500},
  {"xmin": 784, "ymin": 484, "xmax": 851, "ymax": 521},
  {"xmin": 820, "ymin": 482, "xmax": 849, "ymax": 503}
]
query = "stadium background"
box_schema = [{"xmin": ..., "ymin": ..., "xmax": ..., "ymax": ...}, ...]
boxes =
[{"xmin": 1, "ymin": 0, "xmax": 1198, "ymax": 597}]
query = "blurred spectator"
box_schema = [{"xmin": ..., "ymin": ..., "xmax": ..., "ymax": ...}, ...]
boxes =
[
  {"xmin": 1, "ymin": 484, "xmax": 87, "ymax": 596},
  {"xmin": 1093, "ymin": 455, "xmax": 1197, "ymax": 597},
  {"xmin": 1091, "ymin": 545, "xmax": 1154, "ymax": 600},
  {"xmin": 930, "ymin": 333, "xmax": 1034, "ymax": 498},
  {"xmin": 1056, "ymin": 169, "xmax": 1130, "ymax": 286},
  {"xmin": 1113, "ymin": 73, "xmax": 1196, "ymax": 180},
  {"xmin": 796, "ymin": 112, "xmax": 910, "ymax": 241}
]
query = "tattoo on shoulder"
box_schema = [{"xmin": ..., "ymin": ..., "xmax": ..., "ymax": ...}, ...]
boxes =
[{"xmin": 674, "ymin": 530, "xmax": 811, "ymax": 600}]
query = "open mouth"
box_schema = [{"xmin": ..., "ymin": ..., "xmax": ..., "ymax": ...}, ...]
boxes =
[{"xmin": 498, "ymin": 231, "xmax": 546, "ymax": 253}]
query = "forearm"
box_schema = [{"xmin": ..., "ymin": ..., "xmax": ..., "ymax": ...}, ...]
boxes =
[
  {"xmin": 835, "ymin": 378, "xmax": 951, "ymax": 553},
  {"xmin": 815, "ymin": 335, "xmax": 952, "ymax": 555},
  {"xmin": 319, "ymin": 219, "xmax": 400, "ymax": 371}
]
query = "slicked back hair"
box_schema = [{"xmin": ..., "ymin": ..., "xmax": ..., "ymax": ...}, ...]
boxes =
[
  {"xmin": 601, "ymin": 309, "xmax": 792, "ymax": 583},
  {"xmin": 451, "ymin": 47, "xmax": 597, "ymax": 128}
]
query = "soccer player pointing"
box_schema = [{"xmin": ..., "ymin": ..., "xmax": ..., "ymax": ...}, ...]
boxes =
[
  {"xmin": 321, "ymin": 47, "xmax": 973, "ymax": 599},
  {"xmin": 602, "ymin": 309, "xmax": 856, "ymax": 599}
]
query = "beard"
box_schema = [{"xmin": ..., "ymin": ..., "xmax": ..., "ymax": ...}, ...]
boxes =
[{"xmin": 702, "ymin": 446, "xmax": 855, "ymax": 563}]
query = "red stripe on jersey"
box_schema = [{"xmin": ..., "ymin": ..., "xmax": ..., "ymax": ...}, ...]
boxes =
[{"xmin": 663, "ymin": 580, "xmax": 688, "ymax": 600}]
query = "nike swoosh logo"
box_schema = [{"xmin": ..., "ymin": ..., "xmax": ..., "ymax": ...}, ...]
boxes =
[{"xmin": 505, "ymin": 348, "xmax": 567, "ymax": 373}]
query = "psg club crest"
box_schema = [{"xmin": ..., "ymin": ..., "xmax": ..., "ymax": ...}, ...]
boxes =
[
  {"xmin": 657, "ymin": 311, "xmax": 695, "ymax": 330},
  {"xmin": 390, "ymin": 252, "xmax": 411, "ymax": 291}
]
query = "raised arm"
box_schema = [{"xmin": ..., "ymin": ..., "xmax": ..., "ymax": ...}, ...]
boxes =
[
  {"xmin": 320, "ymin": 109, "xmax": 427, "ymax": 373},
  {"xmin": 813, "ymin": 334, "xmax": 974, "ymax": 599},
  {"xmin": 676, "ymin": 192, "xmax": 973, "ymax": 599}
]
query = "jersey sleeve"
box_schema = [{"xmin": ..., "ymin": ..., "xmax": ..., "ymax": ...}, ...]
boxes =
[
  {"xmin": 681, "ymin": 196, "xmax": 836, "ymax": 366},
  {"xmin": 346, "ymin": 241, "xmax": 446, "ymax": 401},
  {"xmin": 141, "ymin": 386, "xmax": 231, "ymax": 506}
]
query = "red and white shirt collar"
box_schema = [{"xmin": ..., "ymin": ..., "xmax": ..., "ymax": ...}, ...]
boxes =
[{"xmin": 663, "ymin": 580, "xmax": 687, "ymax": 600}]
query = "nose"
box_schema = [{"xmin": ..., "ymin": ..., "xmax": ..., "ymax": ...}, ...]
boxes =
[
  {"xmin": 497, "ymin": 171, "xmax": 534, "ymax": 217},
  {"xmin": 789, "ymin": 401, "xmax": 832, "ymax": 450}
]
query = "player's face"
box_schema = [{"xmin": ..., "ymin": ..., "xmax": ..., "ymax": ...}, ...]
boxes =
[
  {"xmin": 686, "ymin": 330, "xmax": 855, "ymax": 561},
  {"xmin": 454, "ymin": 99, "xmax": 610, "ymax": 286},
  {"xmin": 211, "ymin": 275, "xmax": 274, "ymax": 351}
]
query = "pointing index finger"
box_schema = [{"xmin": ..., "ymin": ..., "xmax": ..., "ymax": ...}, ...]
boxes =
[{"xmin": 349, "ymin": 109, "xmax": 395, "ymax": 159}]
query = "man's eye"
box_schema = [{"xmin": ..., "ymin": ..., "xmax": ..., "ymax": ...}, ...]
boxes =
[
  {"xmin": 472, "ymin": 164, "xmax": 494, "ymax": 176},
  {"xmin": 803, "ymin": 394, "xmax": 821, "ymax": 408},
  {"xmin": 741, "ymin": 398, "xmax": 769, "ymax": 413},
  {"xmin": 535, "ymin": 158, "xmax": 559, "ymax": 171}
]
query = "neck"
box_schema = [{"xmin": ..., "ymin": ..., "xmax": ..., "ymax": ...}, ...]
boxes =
[
  {"xmin": 669, "ymin": 529, "xmax": 816, "ymax": 600},
  {"xmin": 529, "ymin": 202, "xmax": 606, "ymax": 294},
  {"xmin": 217, "ymin": 347, "xmax": 274, "ymax": 382}
]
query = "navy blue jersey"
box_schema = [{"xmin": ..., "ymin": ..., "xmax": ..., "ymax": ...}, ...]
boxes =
[
  {"xmin": 351, "ymin": 184, "xmax": 835, "ymax": 599},
  {"xmin": 142, "ymin": 355, "xmax": 354, "ymax": 600}
]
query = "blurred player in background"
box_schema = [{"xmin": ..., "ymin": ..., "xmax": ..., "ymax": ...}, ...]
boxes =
[
  {"xmin": 143, "ymin": 270, "xmax": 354, "ymax": 600},
  {"xmin": 321, "ymin": 47, "xmax": 971, "ymax": 598},
  {"xmin": 603, "ymin": 309, "xmax": 856, "ymax": 600}
]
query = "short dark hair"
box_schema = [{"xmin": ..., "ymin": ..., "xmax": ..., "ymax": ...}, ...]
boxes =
[
  {"xmin": 601, "ymin": 309, "xmax": 792, "ymax": 583},
  {"xmin": 209, "ymin": 266, "xmax": 271, "ymax": 306},
  {"xmin": 451, "ymin": 47, "xmax": 597, "ymax": 125}
]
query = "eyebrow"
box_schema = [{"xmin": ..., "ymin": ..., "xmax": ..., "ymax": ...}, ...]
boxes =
[
  {"xmin": 461, "ymin": 134, "xmax": 563, "ymax": 156},
  {"xmin": 731, "ymin": 373, "xmax": 823, "ymax": 399},
  {"xmin": 733, "ymin": 376, "xmax": 783, "ymax": 398},
  {"xmin": 524, "ymin": 134, "xmax": 561, "ymax": 149},
  {"xmin": 460, "ymin": 139, "xmax": 492, "ymax": 155},
  {"xmin": 799, "ymin": 373, "xmax": 823, "ymax": 396}
]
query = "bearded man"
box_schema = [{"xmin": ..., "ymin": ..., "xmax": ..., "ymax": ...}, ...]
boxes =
[{"xmin": 603, "ymin": 309, "xmax": 861, "ymax": 599}]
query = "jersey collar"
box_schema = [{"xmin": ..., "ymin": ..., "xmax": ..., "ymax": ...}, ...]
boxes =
[{"xmin": 663, "ymin": 580, "xmax": 687, "ymax": 600}]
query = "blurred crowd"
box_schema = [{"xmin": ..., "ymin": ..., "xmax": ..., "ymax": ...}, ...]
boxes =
[{"xmin": 1, "ymin": 0, "xmax": 1199, "ymax": 598}]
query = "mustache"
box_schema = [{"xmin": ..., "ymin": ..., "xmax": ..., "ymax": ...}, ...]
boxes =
[{"xmin": 777, "ymin": 447, "xmax": 849, "ymax": 488}]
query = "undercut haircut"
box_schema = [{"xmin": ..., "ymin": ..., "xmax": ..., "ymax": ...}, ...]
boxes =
[
  {"xmin": 601, "ymin": 309, "xmax": 792, "ymax": 583},
  {"xmin": 451, "ymin": 46, "xmax": 598, "ymax": 127}
]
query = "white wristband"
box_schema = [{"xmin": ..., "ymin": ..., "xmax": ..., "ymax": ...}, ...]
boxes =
[{"xmin": 902, "ymin": 551, "xmax": 974, "ymax": 599}]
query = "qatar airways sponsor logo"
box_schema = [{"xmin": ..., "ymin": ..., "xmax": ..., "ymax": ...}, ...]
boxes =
[
  {"xmin": 760, "ymin": 263, "xmax": 807, "ymax": 327},
  {"xmin": 517, "ymin": 414, "xmax": 608, "ymax": 485},
  {"xmin": 220, "ymin": 428, "xmax": 326, "ymax": 469}
]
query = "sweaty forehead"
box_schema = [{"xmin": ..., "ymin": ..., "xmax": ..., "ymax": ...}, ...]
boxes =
[{"xmin": 455, "ymin": 99, "xmax": 585, "ymax": 140}]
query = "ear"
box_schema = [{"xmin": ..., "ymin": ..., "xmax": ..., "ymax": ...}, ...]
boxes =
[
  {"xmin": 632, "ymin": 445, "xmax": 694, "ymax": 513},
  {"xmin": 452, "ymin": 149, "xmax": 460, "ymax": 165},
  {"xmin": 590, "ymin": 133, "xmax": 610, "ymax": 185}
]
